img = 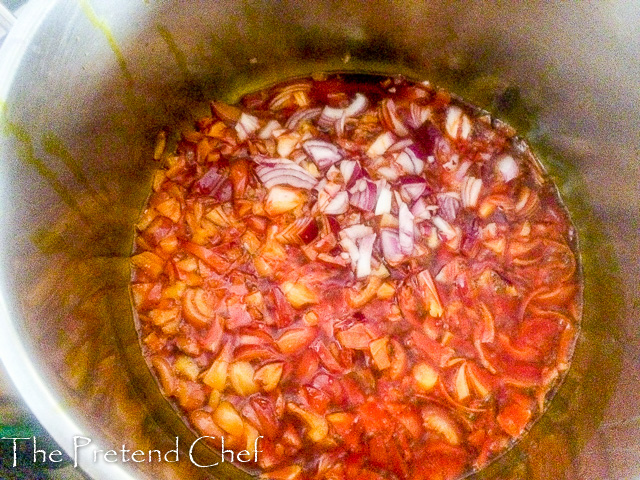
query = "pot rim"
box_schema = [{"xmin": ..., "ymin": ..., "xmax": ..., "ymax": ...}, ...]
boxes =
[{"xmin": 0, "ymin": 1, "xmax": 137, "ymax": 478}]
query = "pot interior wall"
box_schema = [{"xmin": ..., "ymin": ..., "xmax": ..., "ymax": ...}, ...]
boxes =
[{"xmin": 0, "ymin": 1, "xmax": 638, "ymax": 479}]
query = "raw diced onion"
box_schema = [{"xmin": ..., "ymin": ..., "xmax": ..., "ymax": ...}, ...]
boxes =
[
  {"xmin": 258, "ymin": 120, "xmax": 282, "ymax": 140},
  {"xmin": 303, "ymin": 140, "xmax": 343, "ymax": 169},
  {"xmin": 367, "ymin": 131, "xmax": 396, "ymax": 158},
  {"xmin": 411, "ymin": 197, "xmax": 437, "ymax": 222},
  {"xmin": 322, "ymin": 191, "xmax": 349, "ymax": 215},
  {"xmin": 398, "ymin": 176, "xmax": 428, "ymax": 202},
  {"xmin": 380, "ymin": 229, "xmax": 404, "ymax": 265},
  {"xmin": 235, "ymin": 112, "xmax": 260, "ymax": 141},
  {"xmin": 341, "ymin": 224, "xmax": 374, "ymax": 241},
  {"xmin": 398, "ymin": 202, "xmax": 415, "ymax": 255},
  {"xmin": 497, "ymin": 154, "xmax": 519, "ymax": 182},
  {"xmin": 285, "ymin": 107, "xmax": 322, "ymax": 130},
  {"xmin": 235, "ymin": 112, "xmax": 260, "ymax": 142},
  {"xmin": 461, "ymin": 176, "xmax": 483, "ymax": 208},
  {"xmin": 375, "ymin": 183, "xmax": 392, "ymax": 215},
  {"xmin": 349, "ymin": 178, "xmax": 377, "ymax": 212},
  {"xmin": 317, "ymin": 93, "xmax": 369, "ymax": 128},
  {"xmin": 254, "ymin": 157, "xmax": 318, "ymax": 189},
  {"xmin": 395, "ymin": 147, "xmax": 425, "ymax": 175},
  {"xmin": 356, "ymin": 233, "xmax": 376, "ymax": 278},
  {"xmin": 344, "ymin": 93, "xmax": 369, "ymax": 117},
  {"xmin": 432, "ymin": 215, "xmax": 457, "ymax": 240},
  {"xmin": 437, "ymin": 193, "xmax": 461, "ymax": 221}
]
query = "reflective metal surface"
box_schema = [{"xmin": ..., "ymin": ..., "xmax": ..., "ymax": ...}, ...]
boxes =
[{"xmin": 0, "ymin": 1, "xmax": 638, "ymax": 479}]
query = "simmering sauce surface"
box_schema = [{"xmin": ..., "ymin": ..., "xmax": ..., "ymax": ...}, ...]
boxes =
[{"xmin": 131, "ymin": 75, "xmax": 581, "ymax": 480}]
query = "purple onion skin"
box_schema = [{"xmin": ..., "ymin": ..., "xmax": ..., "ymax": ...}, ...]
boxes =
[
  {"xmin": 299, "ymin": 219, "xmax": 320, "ymax": 244},
  {"xmin": 411, "ymin": 122, "xmax": 442, "ymax": 157}
]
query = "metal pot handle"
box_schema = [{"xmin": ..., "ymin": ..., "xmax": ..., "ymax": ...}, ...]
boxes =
[{"xmin": 0, "ymin": 3, "xmax": 16, "ymax": 44}]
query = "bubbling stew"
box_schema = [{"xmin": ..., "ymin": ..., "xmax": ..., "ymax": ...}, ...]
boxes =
[{"xmin": 131, "ymin": 74, "xmax": 581, "ymax": 480}]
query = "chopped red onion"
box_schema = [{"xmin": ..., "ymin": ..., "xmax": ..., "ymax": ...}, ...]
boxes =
[
  {"xmin": 395, "ymin": 147, "xmax": 425, "ymax": 175},
  {"xmin": 398, "ymin": 175, "xmax": 428, "ymax": 202},
  {"xmin": 380, "ymin": 229, "xmax": 404, "ymax": 265},
  {"xmin": 460, "ymin": 217, "xmax": 480, "ymax": 256},
  {"xmin": 191, "ymin": 167, "xmax": 226, "ymax": 196},
  {"xmin": 375, "ymin": 183, "xmax": 392, "ymax": 215},
  {"xmin": 268, "ymin": 82, "xmax": 311, "ymax": 110},
  {"xmin": 461, "ymin": 176, "xmax": 483, "ymax": 208},
  {"xmin": 356, "ymin": 233, "xmax": 376, "ymax": 278},
  {"xmin": 211, "ymin": 179, "xmax": 233, "ymax": 203},
  {"xmin": 235, "ymin": 112, "xmax": 260, "ymax": 141},
  {"xmin": 339, "ymin": 160, "xmax": 355, "ymax": 183},
  {"xmin": 349, "ymin": 178, "xmax": 377, "ymax": 212},
  {"xmin": 432, "ymin": 215, "xmax": 457, "ymax": 240},
  {"xmin": 325, "ymin": 165, "xmax": 341, "ymax": 182},
  {"xmin": 377, "ymin": 166, "xmax": 400, "ymax": 182},
  {"xmin": 298, "ymin": 217, "xmax": 320, "ymax": 244},
  {"xmin": 318, "ymin": 93, "xmax": 369, "ymax": 129},
  {"xmin": 318, "ymin": 105, "xmax": 344, "ymax": 128},
  {"xmin": 388, "ymin": 138, "xmax": 415, "ymax": 153},
  {"xmin": 335, "ymin": 111, "xmax": 346, "ymax": 138},
  {"xmin": 279, "ymin": 216, "xmax": 319, "ymax": 245},
  {"xmin": 318, "ymin": 180, "xmax": 342, "ymax": 197},
  {"xmin": 454, "ymin": 160, "xmax": 472, "ymax": 181},
  {"xmin": 254, "ymin": 157, "xmax": 318, "ymax": 189},
  {"xmin": 412, "ymin": 122, "xmax": 442, "ymax": 157},
  {"xmin": 303, "ymin": 139, "xmax": 343, "ymax": 169},
  {"xmin": 339, "ymin": 236, "xmax": 360, "ymax": 268},
  {"xmin": 381, "ymin": 98, "xmax": 409, "ymax": 136},
  {"xmin": 496, "ymin": 154, "xmax": 519, "ymax": 182},
  {"xmin": 409, "ymin": 102, "xmax": 431, "ymax": 129},
  {"xmin": 326, "ymin": 216, "xmax": 341, "ymax": 235},
  {"xmin": 445, "ymin": 105, "xmax": 471, "ymax": 140},
  {"xmin": 285, "ymin": 107, "xmax": 322, "ymax": 130},
  {"xmin": 366, "ymin": 131, "xmax": 396, "ymax": 158},
  {"xmin": 341, "ymin": 224, "xmax": 374, "ymax": 241},
  {"xmin": 437, "ymin": 193, "xmax": 461, "ymax": 221},
  {"xmin": 314, "ymin": 177, "xmax": 328, "ymax": 193},
  {"xmin": 322, "ymin": 191, "xmax": 349, "ymax": 215},
  {"xmin": 398, "ymin": 201, "xmax": 415, "ymax": 255},
  {"xmin": 411, "ymin": 197, "xmax": 436, "ymax": 222},
  {"xmin": 344, "ymin": 93, "xmax": 369, "ymax": 117},
  {"xmin": 316, "ymin": 181, "xmax": 343, "ymax": 211}
]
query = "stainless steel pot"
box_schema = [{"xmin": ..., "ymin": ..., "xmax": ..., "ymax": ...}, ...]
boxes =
[{"xmin": 0, "ymin": 1, "xmax": 638, "ymax": 479}]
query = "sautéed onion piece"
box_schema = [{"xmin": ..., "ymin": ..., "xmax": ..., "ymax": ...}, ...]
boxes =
[{"xmin": 131, "ymin": 74, "xmax": 581, "ymax": 480}]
